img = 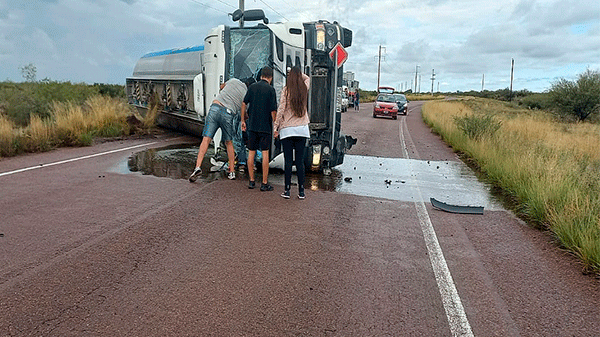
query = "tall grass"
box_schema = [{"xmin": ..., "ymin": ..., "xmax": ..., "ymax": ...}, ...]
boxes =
[
  {"xmin": 0, "ymin": 95, "xmax": 147, "ymax": 157},
  {"xmin": 422, "ymin": 98, "xmax": 600, "ymax": 273},
  {"xmin": 0, "ymin": 115, "xmax": 17, "ymax": 157}
]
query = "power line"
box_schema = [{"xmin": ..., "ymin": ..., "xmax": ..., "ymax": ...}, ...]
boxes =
[
  {"xmin": 278, "ymin": 0, "xmax": 301, "ymax": 17},
  {"xmin": 214, "ymin": 0, "xmax": 236, "ymax": 9},
  {"xmin": 258, "ymin": 0, "xmax": 289, "ymax": 21},
  {"xmin": 188, "ymin": 0, "xmax": 229, "ymax": 14}
]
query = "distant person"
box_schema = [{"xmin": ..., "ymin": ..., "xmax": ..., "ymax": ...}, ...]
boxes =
[
  {"xmin": 354, "ymin": 90, "xmax": 360, "ymax": 110},
  {"xmin": 241, "ymin": 66, "xmax": 278, "ymax": 191},
  {"xmin": 189, "ymin": 78, "xmax": 247, "ymax": 182},
  {"xmin": 274, "ymin": 66, "xmax": 310, "ymax": 199}
]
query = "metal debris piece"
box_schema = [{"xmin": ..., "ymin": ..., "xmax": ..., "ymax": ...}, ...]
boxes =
[{"xmin": 430, "ymin": 198, "xmax": 484, "ymax": 215}]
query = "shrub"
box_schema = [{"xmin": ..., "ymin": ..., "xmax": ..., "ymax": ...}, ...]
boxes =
[
  {"xmin": 93, "ymin": 83, "xmax": 126, "ymax": 98},
  {"xmin": 453, "ymin": 113, "xmax": 501, "ymax": 140},
  {"xmin": 518, "ymin": 93, "xmax": 552, "ymax": 110},
  {"xmin": 0, "ymin": 80, "xmax": 121, "ymax": 127},
  {"xmin": 548, "ymin": 69, "xmax": 600, "ymax": 122}
]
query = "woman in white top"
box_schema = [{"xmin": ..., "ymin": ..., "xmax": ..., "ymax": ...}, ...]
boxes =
[{"xmin": 273, "ymin": 66, "xmax": 310, "ymax": 199}]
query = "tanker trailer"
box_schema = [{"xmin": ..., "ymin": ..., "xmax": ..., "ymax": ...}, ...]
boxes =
[
  {"xmin": 126, "ymin": 9, "xmax": 356, "ymax": 173},
  {"xmin": 126, "ymin": 45, "xmax": 207, "ymax": 137}
]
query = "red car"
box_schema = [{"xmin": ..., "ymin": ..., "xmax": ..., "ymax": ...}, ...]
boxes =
[{"xmin": 372, "ymin": 94, "xmax": 399, "ymax": 120}]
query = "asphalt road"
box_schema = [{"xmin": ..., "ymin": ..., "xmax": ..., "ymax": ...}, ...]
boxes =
[{"xmin": 0, "ymin": 103, "xmax": 598, "ymax": 336}]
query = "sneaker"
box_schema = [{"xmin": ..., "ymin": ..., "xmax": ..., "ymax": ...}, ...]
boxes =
[
  {"xmin": 238, "ymin": 164, "xmax": 246, "ymax": 173},
  {"xmin": 248, "ymin": 180, "xmax": 256, "ymax": 189},
  {"xmin": 227, "ymin": 171, "xmax": 236, "ymax": 180},
  {"xmin": 280, "ymin": 190, "xmax": 290, "ymax": 199},
  {"xmin": 189, "ymin": 167, "xmax": 202, "ymax": 182},
  {"xmin": 298, "ymin": 189, "xmax": 305, "ymax": 199},
  {"xmin": 260, "ymin": 183, "xmax": 274, "ymax": 192}
]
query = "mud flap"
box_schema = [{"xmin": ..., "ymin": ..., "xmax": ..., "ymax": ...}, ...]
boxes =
[{"xmin": 430, "ymin": 198, "xmax": 484, "ymax": 215}]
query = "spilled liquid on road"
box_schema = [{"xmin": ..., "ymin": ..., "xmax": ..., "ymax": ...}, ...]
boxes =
[{"xmin": 127, "ymin": 144, "xmax": 502, "ymax": 210}]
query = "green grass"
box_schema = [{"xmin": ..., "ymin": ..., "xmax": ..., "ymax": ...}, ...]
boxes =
[
  {"xmin": 422, "ymin": 98, "xmax": 600, "ymax": 274},
  {"xmin": 0, "ymin": 81, "xmax": 158, "ymax": 157}
]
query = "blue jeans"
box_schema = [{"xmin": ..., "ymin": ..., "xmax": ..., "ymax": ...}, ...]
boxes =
[
  {"xmin": 202, "ymin": 104, "xmax": 235, "ymax": 142},
  {"xmin": 232, "ymin": 113, "xmax": 247, "ymax": 165}
]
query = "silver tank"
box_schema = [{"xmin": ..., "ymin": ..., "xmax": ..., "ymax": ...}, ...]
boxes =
[{"xmin": 131, "ymin": 46, "xmax": 204, "ymax": 80}]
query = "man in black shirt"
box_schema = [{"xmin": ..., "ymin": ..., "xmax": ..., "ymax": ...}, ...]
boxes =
[{"xmin": 241, "ymin": 66, "xmax": 278, "ymax": 191}]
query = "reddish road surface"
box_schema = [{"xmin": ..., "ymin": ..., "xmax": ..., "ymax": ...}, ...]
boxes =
[{"xmin": 1, "ymin": 102, "xmax": 598, "ymax": 336}]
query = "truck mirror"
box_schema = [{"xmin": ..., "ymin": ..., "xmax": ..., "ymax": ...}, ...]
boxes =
[
  {"xmin": 342, "ymin": 28, "xmax": 352, "ymax": 48},
  {"xmin": 231, "ymin": 9, "xmax": 243, "ymax": 22},
  {"xmin": 243, "ymin": 9, "xmax": 267, "ymax": 23}
]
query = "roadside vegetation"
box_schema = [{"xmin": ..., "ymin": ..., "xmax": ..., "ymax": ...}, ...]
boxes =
[
  {"xmin": 0, "ymin": 79, "xmax": 155, "ymax": 158},
  {"xmin": 420, "ymin": 70, "xmax": 600, "ymax": 274},
  {"xmin": 358, "ymin": 89, "xmax": 445, "ymax": 103}
]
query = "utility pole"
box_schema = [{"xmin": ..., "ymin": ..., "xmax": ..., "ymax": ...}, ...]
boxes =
[
  {"xmin": 414, "ymin": 65, "xmax": 419, "ymax": 93},
  {"xmin": 509, "ymin": 58, "xmax": 515, "ymax": 101},
  {"xmin": 376, "ymin": 45, "xmax": 386, "ymax": 90},
  {"xmin": 482, "ymin": 74, "xmax": 485, "ymax": 92},
  {"xmin": 239, "ymin": 0, "xmax": 244, "ymax": 28},
  {"xmin": 430, "ymin": 69, "xmax": 435, "ymax": 95}
]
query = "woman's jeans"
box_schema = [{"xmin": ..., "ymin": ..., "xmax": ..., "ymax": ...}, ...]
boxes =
[{"xmin": 281, "ymin": 136, "xmax": 307, "ymax": 191}]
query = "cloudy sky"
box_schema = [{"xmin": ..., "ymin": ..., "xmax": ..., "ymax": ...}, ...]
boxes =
[{"xmin": 1, "ymin": 0, "xmax": 598, "ymax": 92}]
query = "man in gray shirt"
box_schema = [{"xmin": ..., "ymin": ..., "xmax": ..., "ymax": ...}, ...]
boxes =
[{"xmin": 189, "ymin": 78, "xmax": 248, "ymax": 182}]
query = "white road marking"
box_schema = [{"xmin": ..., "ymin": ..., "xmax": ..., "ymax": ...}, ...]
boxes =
[
  {"xmin": 400, "ymin": 118, "xmax": 474, "ymax": 336},
  {"xmin": 0, "ymin": 142, "xmax": 158, "ymax": 178}
]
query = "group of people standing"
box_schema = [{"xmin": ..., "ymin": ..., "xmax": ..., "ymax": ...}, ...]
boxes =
[{"xmin": 189, "ymin": 66, "xmax": 309, "ymax": 199}]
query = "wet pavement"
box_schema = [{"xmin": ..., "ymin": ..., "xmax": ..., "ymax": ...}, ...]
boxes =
[{"xmin": 126, "ymin": 144, "xmax": 502, "ymax": 210}]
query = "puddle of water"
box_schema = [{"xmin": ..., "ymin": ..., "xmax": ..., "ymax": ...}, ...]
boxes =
[
  {"xmin": 126, "ymin": 143, "xmax": 224, "ymax": 182},
  {"xmin": 299, "ymin": 155, "xmax": 503, "ymax": 210},
  {"xmin": 125, "ymin": 144, "xmax": 502, "ymax": 210}
]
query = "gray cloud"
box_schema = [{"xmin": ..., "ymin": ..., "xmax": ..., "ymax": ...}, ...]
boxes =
[{"xmin": 0, "ymin": 0, "xmax": 598, "ymax": 92}]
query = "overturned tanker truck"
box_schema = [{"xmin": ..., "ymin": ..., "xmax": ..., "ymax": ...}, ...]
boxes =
[{"xmin": 126, "ymin": 9, "xmax": 356, "ymax": 173}]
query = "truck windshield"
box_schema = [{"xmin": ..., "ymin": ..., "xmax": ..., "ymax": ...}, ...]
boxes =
[{"xmin": 229, "ymin": 28, "xmax": 271, "ymax": 80}]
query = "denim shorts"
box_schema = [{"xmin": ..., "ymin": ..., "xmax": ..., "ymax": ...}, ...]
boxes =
[{"xmin": 202, "ymin": 103, "xmax": 235, "ymax": 142}]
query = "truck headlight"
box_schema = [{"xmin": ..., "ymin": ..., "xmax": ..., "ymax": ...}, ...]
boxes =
[
  {"xmin": 312, "ymin": 145, "xmax": 322, "ymax": 166},
  {"xmin": 323, "ymin": 146, "xmax": 330, "ymax": 155},
  {"xmin": 317, "ymin": 30, "xmax": 325, "ymax": 51}
]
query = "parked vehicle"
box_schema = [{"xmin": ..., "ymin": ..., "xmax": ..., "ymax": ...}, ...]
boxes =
[
  {"xmin": 377, "ymin": 86, "xmax": 395, "ymax": 94},
  {"xmin": 372, "ymin": 94, "xmax": 399, "ymax": 120},
  {"xmin": 391, "ymin": 93, "xmax": 408, "ymax": 115},
  {"xmin": 126, "ymin": 9, "xmax": 356, "ymax": 173}
]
